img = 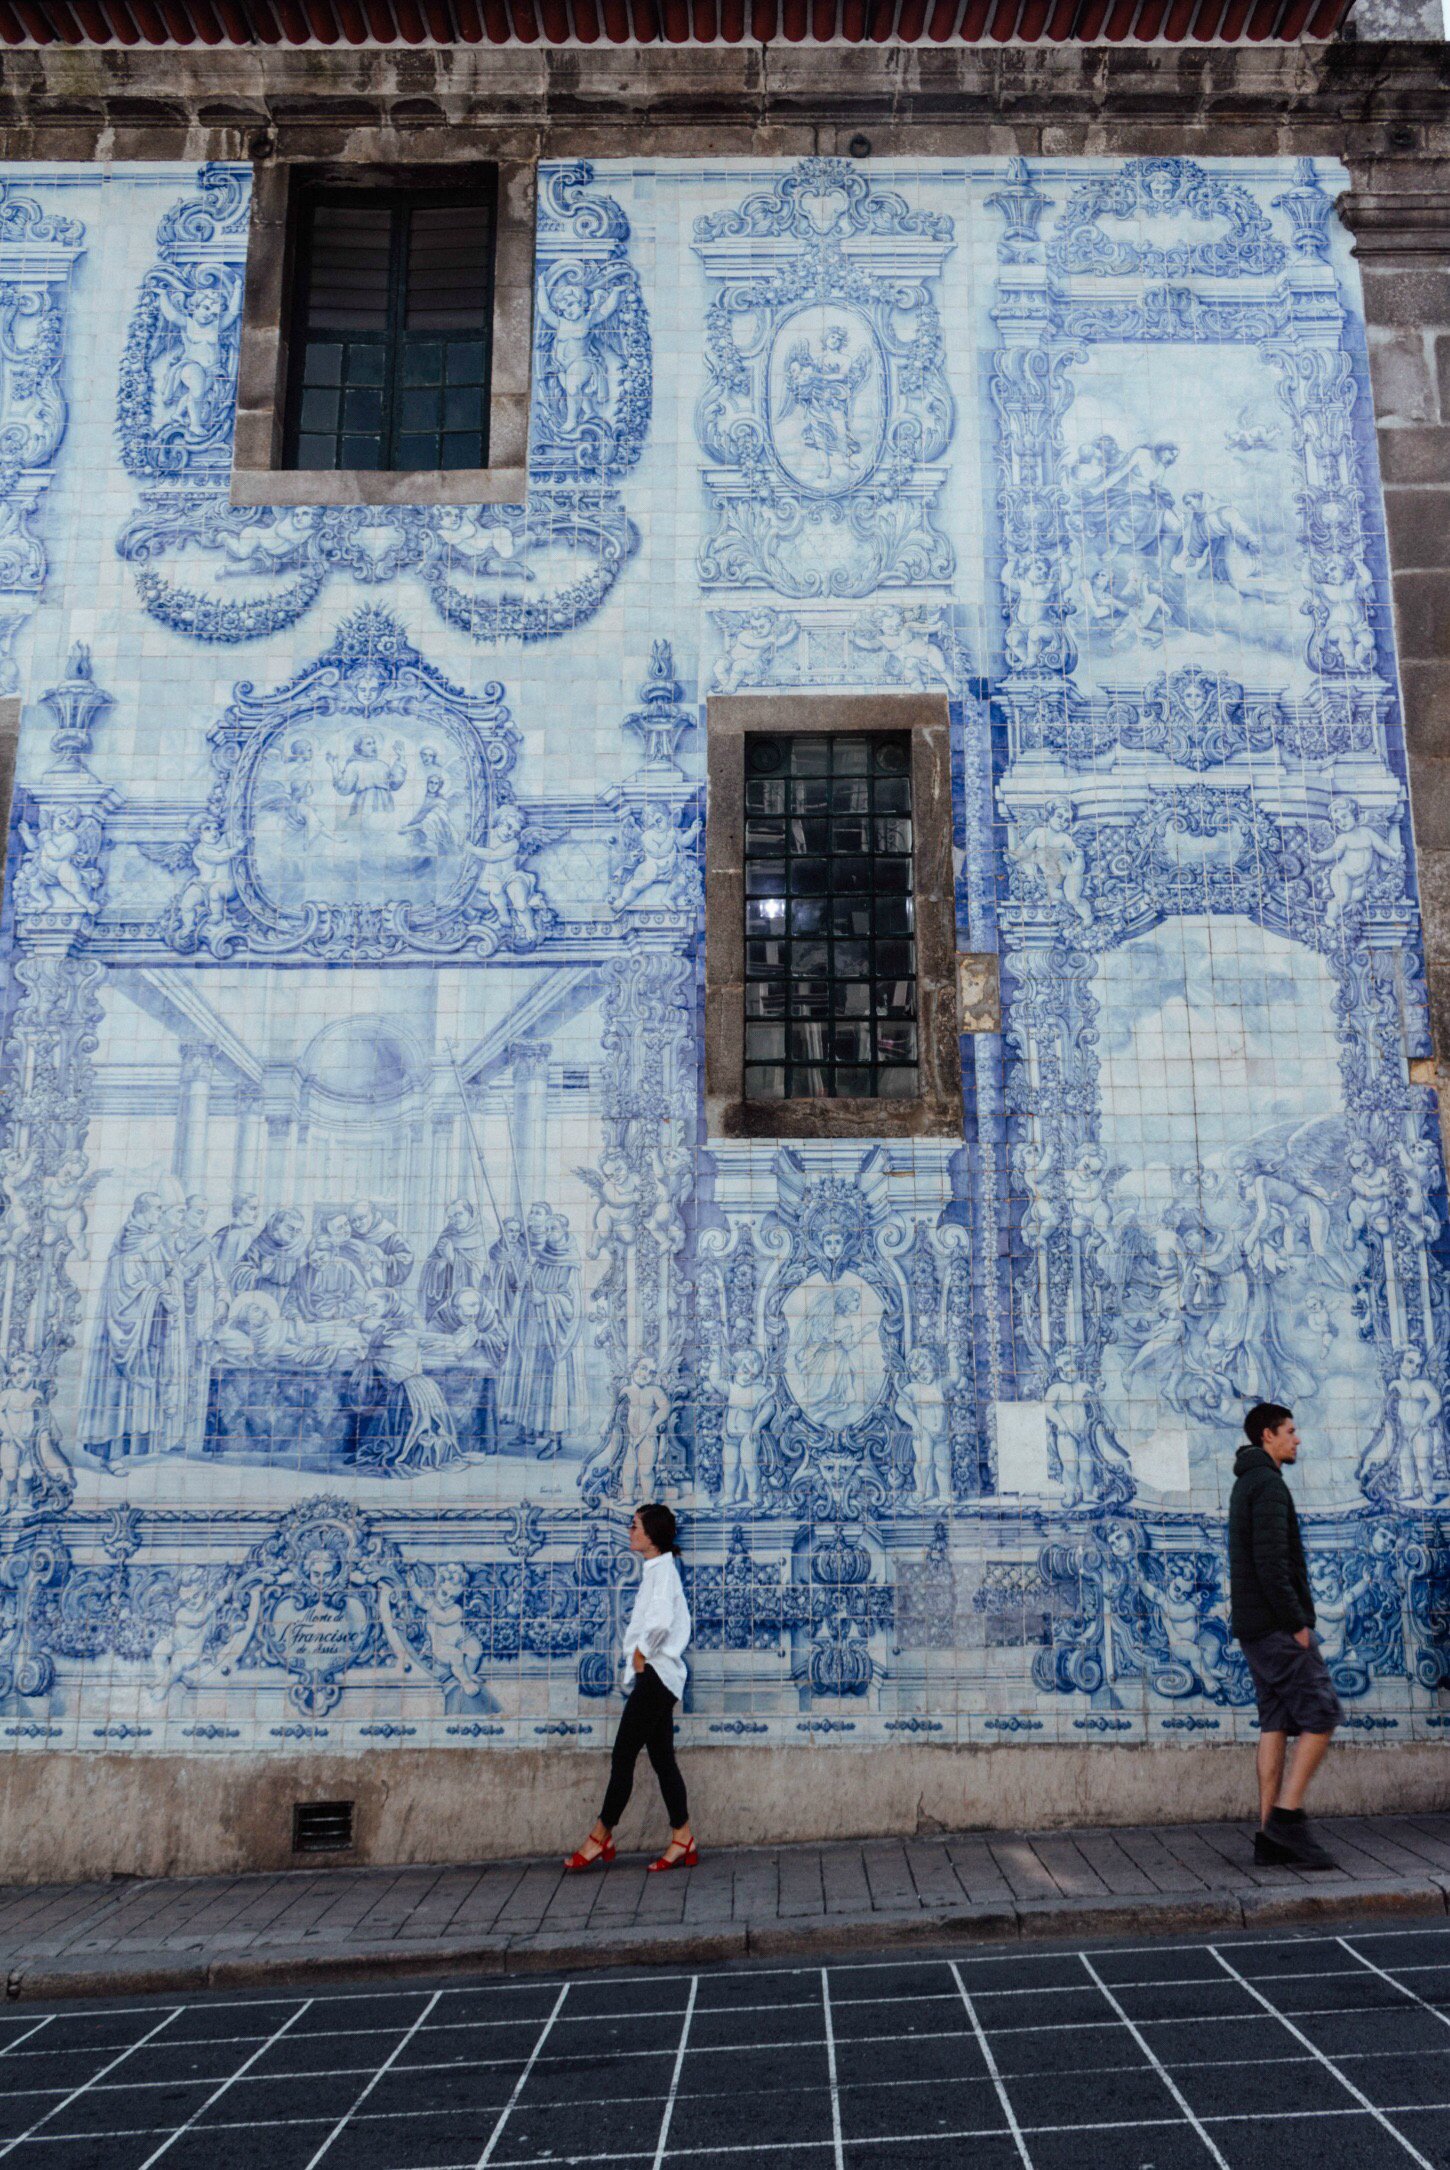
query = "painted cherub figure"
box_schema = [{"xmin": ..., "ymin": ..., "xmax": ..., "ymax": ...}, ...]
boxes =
[
  {"xmin": 896, "ymin": 1346, "xmax": 953, "ymax": 1504},
  {"xmin": 17, "ymin": 808, "xmax": 100, "ymax": 915},
  {"xmin": 174, "ymin": 820, "xmax": 243, "ymax": 948},
  {"xmin": 536, "ymin": 264, "xmax": 627, "ymax": 437},
  {"xmin": 0, "ymin": 1353, "xmax": 41, "ymax": 1517},
  {"xmin": 612, "ymin": 806, "xmax": 700, "ymax": 914},
  {"xmin": 471, "ymin": 803, "xmax": 544, "ymax": 946},
  {"xmin": 1002, "ymin": 555, "xmax": 1062, "ymax": 671},
  {"xmin": 715, "ymin": 1347, "xmax": 773, "ymax": 1506},
  {"xmin": 1314, "ymin": 800, "xmax": 1402, "ymax": 928},
  {"xmin": 152, "ymin": 274, "xmax": 241, "ymax": 438},
  {"xmin": 410, "ymin": 1561, "xmax": 488, "ymax": 1699},
  {"xmin": 1011, "ymin": 803, "xmax": 1092, "ymax": 926},
  {"xmin": 149, "ymin": 1566, "xmax": 221, "ymax": 1700},
  {"xmin": 578, "ymin": 1148, "xmax": 640, "ymax": 1267},
  {"xmin": 598, "ymin": 1355, "xmax": 673, "ymax": 1499}
]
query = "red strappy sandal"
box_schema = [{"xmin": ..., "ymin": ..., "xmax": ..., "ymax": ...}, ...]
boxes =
[
  {"xmin": 564, "ymin": 1835, "xmax": 616, "ymax": 1873},
  {"xmin": 647, "ymin": 1839, "xmax": 698, "ymax": 1873}
]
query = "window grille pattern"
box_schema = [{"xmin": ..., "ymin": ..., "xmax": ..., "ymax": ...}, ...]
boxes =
[
  {"xmin": 743, "ymin": 732, "xmax": 917, "ymax": 1102},
  {"xmin": 286, "ymin": 183, "xmax": 495, "ymax": 474}
]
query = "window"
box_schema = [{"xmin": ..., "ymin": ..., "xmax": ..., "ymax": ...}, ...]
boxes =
[
  {"xmin": 743, "ymin": 732, "xmax": 918, "ymax": 1102},
  {"xmin": 706, "ymin": 693, "xmax": 961, "ymax": 1141},
  {"xmin": 285, "ymin": 180, "xmax": 496, "ymax": 474}
]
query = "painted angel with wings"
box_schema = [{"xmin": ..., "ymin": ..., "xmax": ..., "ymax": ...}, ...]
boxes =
[
  {"xmin": 779, "ymin": 322, "xmax": 870, "ymax": 481},
  {"xmin": 535, "ymin": 262, "xmax": 632, "ymax": 438},
  {"xmin": 141, "ymin": 818, "xmax": 243, "ymax": 956},
  {"xmin": 15, "ymin": 808, "xmax": 102, "ymax": 916}
]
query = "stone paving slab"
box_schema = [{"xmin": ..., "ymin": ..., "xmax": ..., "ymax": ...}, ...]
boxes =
[{"xmin": 0, "ymin": 1813, "xmax": 1447, "ymax": 2001}]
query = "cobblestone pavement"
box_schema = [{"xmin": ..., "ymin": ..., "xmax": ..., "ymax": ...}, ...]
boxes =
[
  {"xmin": 3, "ymin": 1817, "xmax": 1450, "ymax": 2001},
  {"xmin": 0, "ymin": 1918, "xmax": 1449, "ymax": 2168}
]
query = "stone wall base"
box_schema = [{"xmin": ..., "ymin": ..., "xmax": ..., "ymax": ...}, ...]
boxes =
[{"xmin": 3, "ymin": 1742, "xmax": 1446, "ymax": 1884}]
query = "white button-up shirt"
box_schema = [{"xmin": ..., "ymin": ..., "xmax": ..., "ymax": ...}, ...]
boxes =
[{"xmin": 620, "ymin": 1552, "xmax": 691, "ymax": 1700}]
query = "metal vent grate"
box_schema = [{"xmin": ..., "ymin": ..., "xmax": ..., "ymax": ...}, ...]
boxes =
[{"xmin": 292, "ymin": 1800, "xmax": 355, "ymax": 1854}]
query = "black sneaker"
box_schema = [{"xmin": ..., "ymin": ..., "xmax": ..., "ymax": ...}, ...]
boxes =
[
  {"xmin": 1265, "ymin": 1809, "xmax": 1338, "ymax": 1871},
  {"xmin": 1254, "ymin": 1828, "xmax": 1295, "ymax": 1865}
]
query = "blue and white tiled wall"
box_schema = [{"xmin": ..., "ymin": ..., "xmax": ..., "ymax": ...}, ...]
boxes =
[{"xmin": 0, "ymin": 150, "xmax": 1443, "ymax": 1763}]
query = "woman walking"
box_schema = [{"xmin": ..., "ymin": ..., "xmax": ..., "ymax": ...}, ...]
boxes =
[{"xmin": 565, "ymin": 1502, "xmax": 698, "ymax": 1873}]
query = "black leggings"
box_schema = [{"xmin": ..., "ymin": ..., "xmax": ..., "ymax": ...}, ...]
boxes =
[{"xmin": 600, "ymin": 1666, "xmax": 688, "ymax": 1830}]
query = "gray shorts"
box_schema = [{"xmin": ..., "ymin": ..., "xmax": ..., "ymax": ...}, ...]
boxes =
[{"xmin": 1240, "ymin": 1630, "xmax": 1344, "ymax": 1737}]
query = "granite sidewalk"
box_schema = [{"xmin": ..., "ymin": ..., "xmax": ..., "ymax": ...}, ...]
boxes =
[{"xmin": 4, "ymin": 1813, "xmax": 1450, "ymax": 2001}]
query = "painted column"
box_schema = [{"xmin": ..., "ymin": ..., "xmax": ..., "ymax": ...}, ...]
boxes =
[
  {"xmin": 172, "ymin": 1042, "xmax": 216, "ymax": 1195},
  {"xmin": 231, "ymin": 1087, "xmax": 262, "ymax": 1202},
  {"xmin": 507, "ymin": 1041, "xmax": 552, "ymax": 1211}
]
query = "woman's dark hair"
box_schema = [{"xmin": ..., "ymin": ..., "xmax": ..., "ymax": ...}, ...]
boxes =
[{"xmin": 636, "ymin": 1502, "xmax": 680, "ymax": 1555}]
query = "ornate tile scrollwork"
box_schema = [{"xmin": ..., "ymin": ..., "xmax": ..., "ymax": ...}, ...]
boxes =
[{"xmin": 693, "ymin": 158, "xmax": 955, "ymax": 601}]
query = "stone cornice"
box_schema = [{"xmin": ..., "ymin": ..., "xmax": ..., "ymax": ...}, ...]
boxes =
[{"xmin": 0, "ymin": 40, "xmax": 1448, "ymax": 156}]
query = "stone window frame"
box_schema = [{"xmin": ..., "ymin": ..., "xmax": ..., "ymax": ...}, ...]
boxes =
[
  {"xmin": 231, "ymin": 159, "xmax": 534, "ymax": 509},
  {"xmin": 705, "ymin": 692, "xmax": 962, "ymax": 1141}
]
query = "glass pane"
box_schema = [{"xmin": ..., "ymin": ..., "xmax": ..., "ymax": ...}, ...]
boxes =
[
  {"xmin": 444, "ymin": 387, "xmax": 483, "ymax": 431},
  {"xmin": 298, "ymin": 386, "xmax": 339, "ymax": 431},
  {"xmin": 303, "ymin": 342, "xmax": 344, "ymax": 386},
  {"xmin": 396, "ymin": 433, "xmax": 439, "ymax": 470},
  {"xmin": 446, "ymin": 340, "xmax": 488, "ymax": 383},
  {"xmin": 741, "ymin": 730, "xmax": 918, "ymax": 1103},
  {"xmin": 342, "ymin": 386, "xmax": 384, "ymax": 431},
  {"xmin": 442, "ymin": 433, "xmax": 483, "ymax": 469},
  {"xmin": 400, "ymin": 386, "xmax": 441, "ymax": 431},
  {"xmin": 345, "ymin": 344, "xmax": 386, "ymax": 386}
]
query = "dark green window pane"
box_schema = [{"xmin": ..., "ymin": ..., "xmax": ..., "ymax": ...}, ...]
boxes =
[
  {"xmin": 342, "ymin": 386, "xmax": 384, "ymax": 431},
  {"xmin": 400, "ymin": 386, "xmax": 441, "ymax": 430},
  {"xmin": 402, "ymin": 341, "xmax": 445, "ymax": 386},
  {"xmin": 345, "ymin": 345, "xmax": 387, "ymax": 386},
  {"xmin": 446, "ymin": 340, "xmax": 487, "ymax": 383},
  {"xmin": 299, "ymin": 387, "xmax": 339, "ymax": 432},
  {"xmin": 741, "ymin": 731, "xmax": 918, "ymax": 1102},
  {"xmin": 286, "ymin": 182, "xmax": 495, "ymax": 474},
  {"xmin": 303, "ymin": 343, "xmax": 344, "ymax": 386},
  {"xmin": 444, "ymin": 387, "xmax": 483, "ymax": 431}
]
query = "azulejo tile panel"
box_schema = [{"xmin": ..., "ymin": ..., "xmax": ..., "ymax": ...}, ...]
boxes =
[{"xmin": 0, "ymin": 151, "xmax": 1441, "ymax": 1761}]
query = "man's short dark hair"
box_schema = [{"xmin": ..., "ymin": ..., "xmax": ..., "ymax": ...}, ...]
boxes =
[{"xmin": 1245, "ymin": 1402, "xmax": 1293, "ymax": 1448}]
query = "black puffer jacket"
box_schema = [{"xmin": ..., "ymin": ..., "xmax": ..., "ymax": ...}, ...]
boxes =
[{"xmin": 1227, "ymin": 1443, "xmax": 1315, "ymax": 1644}]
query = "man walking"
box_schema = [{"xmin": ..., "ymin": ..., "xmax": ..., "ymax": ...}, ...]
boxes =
[{"xmin": 1228, "ymin": 1403, "xmax": 1343, "ymax": 1869}]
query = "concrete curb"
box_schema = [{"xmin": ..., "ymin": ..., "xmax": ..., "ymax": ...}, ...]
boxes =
[{"xmin": 6, "ymin": 1880, "xmax": 1447, "ymax": 2001}]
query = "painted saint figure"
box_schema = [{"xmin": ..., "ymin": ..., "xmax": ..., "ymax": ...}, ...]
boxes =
[
  {"xmin": 79, "ymin": 1191, "xmax": 188, "ymax": 1462},
  {"xmin": 326, "ymin": 736, "xmax": 407, "ymax": 817},
  {"xmin": 420, "ymin": 1201, "xmax": 493, "ymax": 1333},
  {"xmin": 496, "ymin": 1204, "xmax": 583, "ymax": 1456},
  {"xmin": 233, "ymin": 1209, "xmax": 308, "ymax": 1302}
]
